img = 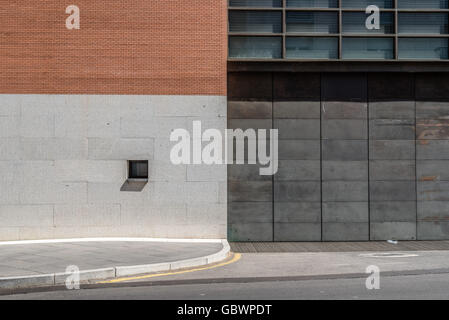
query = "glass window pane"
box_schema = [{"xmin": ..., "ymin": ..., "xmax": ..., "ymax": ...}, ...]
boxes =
[
  {"xmin": 287, "ymin": 0, "xmax": 338, "ymax": 7},
  {"xmin": 342, "ymin": 37, "xmax": 394, "ymax": 59},
  {"xmin": 398, "ymin": 38, "xmax": 448, "ymax": 60},
  {"xmin": 229, "ymin": 0, "xmax": 282, "ymax": 7},
  {"xmin": 398, "ymin": 13, "xmax": 448, "ymax": 34},
  {"xmin": 286, "ymin": 37, "xmax": 338, "ymax": 59},
  {"xmin": 341, "ymin": 0, "xmax": 393, "ymax": 8},
  {"xmin": 343, "ymin": 12, "xmax": 394, "ymax": 34},
  {"xmin": 397, "ymin": 0, "xmax": 448, "ymax": 9},
  {"xmin": 229, "ymin": 36, "xmax": 282, "ymax": 58},
  {"xmin": 229, "ymin": 11, "xmax": 282, "ymax": 33},
  {"xmin": 286, "ymin": 12, "xmax": 338, "ymax": 34}
]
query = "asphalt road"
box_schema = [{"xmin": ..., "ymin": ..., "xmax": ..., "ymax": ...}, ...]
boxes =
[{"xmin": 2, "ymin": 273, "xmax": 449, "ymax": 300}]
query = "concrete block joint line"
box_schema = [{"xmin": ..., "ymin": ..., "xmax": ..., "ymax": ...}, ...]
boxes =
[{"xmin": 0, "ymin": 238, "xmax": 230, "ymax": 290}]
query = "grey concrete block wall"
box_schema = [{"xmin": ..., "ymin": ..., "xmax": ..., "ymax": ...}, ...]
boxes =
[{"xmin": 0, "ymin": 94, "xmax": 227, "ymax": 240}]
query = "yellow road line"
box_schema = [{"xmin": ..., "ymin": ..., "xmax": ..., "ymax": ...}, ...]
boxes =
[{"xmin": 99, "ymin": 253, "xmax": 242, "ymax": 284}]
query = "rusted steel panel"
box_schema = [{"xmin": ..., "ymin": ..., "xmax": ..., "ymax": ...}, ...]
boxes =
[{"xmin": 417, "ymin": 120, "xmax": 449, "ymax": 140}]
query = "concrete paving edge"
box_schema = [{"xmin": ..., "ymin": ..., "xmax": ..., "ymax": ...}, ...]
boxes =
[{"xmin": 0, "ymin": 239, "xmax": 230, "ymax": 290}]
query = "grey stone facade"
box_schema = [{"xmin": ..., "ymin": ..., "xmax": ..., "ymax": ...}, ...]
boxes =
[{"xmin": 0, "ymin": 94, "xmax": 227, "ymax": 240}]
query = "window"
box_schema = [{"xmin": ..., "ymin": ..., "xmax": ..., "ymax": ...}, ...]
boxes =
[
  {"xmin": 286, "ymin": 12, "xmax": 339, "ymax": 34},
  {"xmin": 229, "ymin": 36, "xmax": 282, "ymax": 58},
  {"xmin": 228, "ymin": 1, "xmax": 449, "ymax": 60},
  {"xmin": 128, "ymin": 160, "xmax": 149, "ymax": 180},
  {"xmin": 342, "ymin": 38, "xmax": 394, "ymax": 59},
  {"xmin": 341, "ymin": 0, "xmax": 393, "ymax": 8},
  {"xmin": 398, "ymin": 13, "xmax": 448, "ymax": 34},
  {"xmin": 287, "ymin": 0, "xmax": 338, "ymax": 8},
  {"xmin": 229, "ymin": 11, "xmax": 282, "ymax": 33},
  {"xmin": 397, "ymin": 0, "xmax": 448, "ymax": 9},
  {"xmin": 230, "ymin": 0, "xmax": 282, "ymax": 7},
  {"xmin": 286, "ymin": 37, "xmax": 338, "ymax": 59},
  {"xmin": 398, "ymin": 38, "xmax": 449, "ymax": 60}
]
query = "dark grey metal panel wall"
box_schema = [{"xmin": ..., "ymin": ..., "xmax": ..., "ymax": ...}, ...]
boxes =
[
  {"xmin": 228, "ymin": 73, "xmax": 274, "ymax": 241},
  {"xmin": 415, "ymin": 74, "xmax": 449, "ymax": 240},
  {"xmin": 321, "ymin": 74, "xmax": 369, "ymax": 241},
  {"xmin": 228, "ymin": 72, "xmax": 449, "ymax": 242},
  {"xmin": 274, "ymin": 73, "xmax": 322, "ymax": 241},
  {"xmin": 368, "ymin": 74, "xmax": 417, "ymax": 240}
]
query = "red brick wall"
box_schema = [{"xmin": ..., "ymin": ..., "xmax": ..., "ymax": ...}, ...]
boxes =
[{"xmin": 0, "ymin": 0, "xmax": 227, "ymax": 95}]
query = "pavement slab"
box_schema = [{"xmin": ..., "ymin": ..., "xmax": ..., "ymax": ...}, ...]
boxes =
[
  {"xmin": 0, "ymin": 240, "xmax": 224, "ymax": 278},
  {"xmin": 230, "ymin": 241, "xmax": 449, "ymax": 253}
]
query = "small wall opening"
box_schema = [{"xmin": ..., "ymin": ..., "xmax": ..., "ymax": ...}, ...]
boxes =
[
  {"xmin": 121, "ymin": 160, "xmax": 149, "ymax": 192},
  {"xmin": 128, "ymin": 160, "xmax": 149, "ymax": 180}
]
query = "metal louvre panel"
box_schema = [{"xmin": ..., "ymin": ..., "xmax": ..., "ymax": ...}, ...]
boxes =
[
  {"xmin": 342, "ymin": 38, "xmax": 394, "ymax": 59},
  {"xmin": 229, "ymin": 0, "xmax": 282, "ymax": 7},
  {"xmin": 341, "ymin": 0, "xmax": 393, "ymax": 8},
  {"xmin": 229, "ymin": 11, "xmax": 282, "ymax": 33},
  {"xmin": 398, "ymin": 38, "xmax": 449, "ymax": 60},
  {"xmin": 398, "ymin": 13, "xmax": 449, "ymax": 34},
  {"xmin": 286, "ymin": 0, "xmax": 338, "ymax": 7},
  {"xmin": 397, "ymin": 0, "xmax": 448, "ymax": 9},
  {"xmin": 286, "ymin": 12, "xmax": 339, "ymax": 33},
  {"xmin": 229, "ymin": 36, "xmax": 283, "ymax": 58},
  {"xmin": 286, "ymin": 37, "xmax": 339, "ymax": 59}
]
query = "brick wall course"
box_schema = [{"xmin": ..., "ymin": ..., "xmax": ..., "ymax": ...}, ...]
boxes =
[{"xmin": 0, "ymin": 1, "xmax": 227, "ymax": 95}]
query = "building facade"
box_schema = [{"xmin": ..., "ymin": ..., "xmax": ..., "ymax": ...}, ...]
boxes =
[
  {"xmin": 0, "ymin": 0, "xmax": 228, "ymax": 240},
  {"xmin": 1, "ymin": 0, "xmax": 449, "ymax": 241},
  {"xmin": 228, "ymin": 0, "xmax": 449, "ymax": 241}
]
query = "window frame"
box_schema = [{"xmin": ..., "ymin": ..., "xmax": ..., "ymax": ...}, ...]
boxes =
[{"xmin": 228, "ymin": 0, "xmax": 449, "ymax": 61}]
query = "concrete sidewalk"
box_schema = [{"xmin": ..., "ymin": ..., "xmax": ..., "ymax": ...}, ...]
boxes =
[{"xmin": 0, "ymin": 238, "xmax": 230, "ymax": 290}]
